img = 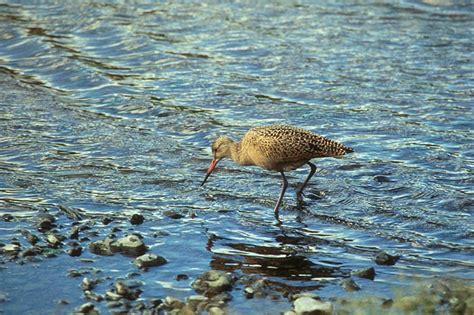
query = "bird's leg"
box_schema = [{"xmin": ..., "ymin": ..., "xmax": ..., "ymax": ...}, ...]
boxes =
[
  {"xmin": 296, "ymin": 162, "xmax": 317, "ymax": 206},
  {"xmin": 274, "ymin": 171, "xmax": 288, "ymax": 221}
]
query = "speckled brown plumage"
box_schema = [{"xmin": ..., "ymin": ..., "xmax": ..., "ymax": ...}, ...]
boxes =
[
  {"xmin": 234, "ymin": 125, "xmax": 352, "ymax": 171},
  {"xmin": 201, "ymin": 124, "xmax": 353, "ymax": 220}
]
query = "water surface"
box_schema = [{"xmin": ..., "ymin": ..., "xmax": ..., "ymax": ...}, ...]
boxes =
[{"xmin": 0, "ymin": 1, "xmax": 473, "ymax": 313}]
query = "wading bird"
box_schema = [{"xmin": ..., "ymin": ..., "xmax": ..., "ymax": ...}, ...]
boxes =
[{"xmin": 201, "ymin": 125, "xmax": 353, "ymax": 220}]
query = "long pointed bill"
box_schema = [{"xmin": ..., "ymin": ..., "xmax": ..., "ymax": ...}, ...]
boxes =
[{"xmin": 201, "ymin": 158, "xmax": 220, "ymax": 186}]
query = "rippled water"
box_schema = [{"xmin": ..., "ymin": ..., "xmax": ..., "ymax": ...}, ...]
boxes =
[{"xmin": 1, "ymin": 1, "xmax": 473, "ymax": 313}]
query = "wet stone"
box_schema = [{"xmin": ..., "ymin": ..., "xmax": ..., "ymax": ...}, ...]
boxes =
[
  {"xmin": 164, "ymin": 296, "xmax": 185, "ymax": 310},
  {"xmin": 105, "ymin": 291, "xmax": 122, "ymax": 301},
  {"xmin": 102, "ymin": 217, "xmax": 113, "ymax": 225},
  {"xmin": 19, "ymin": 247, "xmax": 41, "ymax": 257},
  {"xmin": 2, "ymin": 214, "xmax": 14, "ymax": 222},
  {"xmin": 76, "ymin": 302, "xmax": 99, "ymax": 315},
  {"xmin": 20, "ymin": 230, "xmax": 39, "ymax": 245},
  {"xmin": 351, "ymin": 267, "xmax": 375, "ymax": 280},
  {"xmin": 293, "ymin": 296, "xmax": 333, "ymax": 315},
  {"xmin": 186, "ymin": 295, "xmax": 208, "ymax": 311},
  {"xmin": 130, "ymin": 214, "xmax": 144, "ymax": 225},
  {"xmin": 192, "ymin": 270, "xmax": 233, "ymax": 296},
  {"xmin": 115, "ymin": 281, "xmax": 142, "ymax": 300},
  {"xmin": 89, "ymin": 238, "xmax": 114, "ymax": 256},
  {"xmin": 374, "ymin": 251, "xmax": 400, "ymax": 266},
  {"xmin": 244, "ymin": 287, "xmax": 255, "ymax": 299},
  {"xmin": 208, "ymin": 307, "xmax": 225, "ymax": 315},
  {"xmin": 163, "ymin": 210, "xmax": 184, "ymax": 219},
  {"xmin": 68, "ymin": 246, "xmax": 83, "ymax": 257},
  {"xmin": 46, "ymin": 233, "xmax": 63, "ymax": 248},
  {"xmin": 1, "ymin": 244, "xmax": 21, "ymax": 254},
  {"xmin": 176, "ymin": 274, "xmax": 189, "ymax": 281},
  {"xmin": 110, "ymin": 235, "xmax": 147, "ymax": 257},
  {"xmin": 37, "ymin": 218, "xmax": 54, "ymax": 232},
  {"xmin": 81, "ymin": 277, "xmax": 98, "ymax": 291},
  {"xmin": 69, "ymin": 226, "xmax": 80, "ymax": 240},
  {"xmin": 341, "ymin": 278, "xmax": 361, "ymax": 292},
  {"xmin": 134, "ymin": 253, "xmax": 167, "ymax": 269},
  {"xmin": 84, "ymin": 290, "xmax": 104, "ymax": 302}
]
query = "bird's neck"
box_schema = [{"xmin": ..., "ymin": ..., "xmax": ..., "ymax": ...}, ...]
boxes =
[
  {"xmin": 229, "ymin": 141, "xmax": 251, "ymax": 166},
  {"xmin": 229, "ymin": 141, "xmax": 243, "ymax": 165}
]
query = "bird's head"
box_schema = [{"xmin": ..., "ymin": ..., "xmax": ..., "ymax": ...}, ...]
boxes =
[{"xmin": 201, "ymin": 136, "xmax": 234, "ymax": 186}]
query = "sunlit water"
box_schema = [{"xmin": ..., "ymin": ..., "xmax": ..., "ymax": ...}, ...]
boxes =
[{"xmin": 0, "ymin": 1, "xmax": 473, "ymax": 313}]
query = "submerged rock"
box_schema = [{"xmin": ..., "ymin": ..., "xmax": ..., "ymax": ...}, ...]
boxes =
[
  {"xmin": 89, "ymin": 238, "xmax": 114, "ymax": 256},
  {"xmin": 20, "ymin": 230, "xmax": 39, "ymax": 245},
  {"xmin": 163, "ymin": 210, "xmax": 184, "ymax": 219},
  {"xmin": 351, "ymin": 267, "xmax": 376, "ymax": 280},
  {"xmin": 110, "ymin": 235, "xmax": 147, "ymax": 257},
  {"xmin": 374, "ymin": 251, "xmax": 400, "ymax": 266},
  {"xmin": 134, "ymin": 253, "xmax": 167, "ymax": 269},
  {"xmin": 191, "ymin": 270, "xmax": 233, "ymax": 296},
  {"xmin": 46, "ymin": 233, "xmax": 63, "ymax": 248},
  {"xmin": 37, "ymin": 219, "xmax": 54, "ymax": 232},
  {"xmin": 186, "ymin": 294, "xmax": 208, "ymax": 312},
  {"xmin": 341, "ymin": 278, "xmax": 361, "ymax": 292},
  {"xmin": 293, "ymin": 296, "xmax": 333, "ymax": 315},
  {"xmin": 67, "ymin": 245, "xmax": 83, "ymax": 257},
  {"xmin": 130, "ymin": 214, "xmax": 144, "ymax": 225},
  {"xmin": 176, "ymin": 274, "xmax": 189, "ymax": 281},
  {"xmin": 114, "ymin": 281, "xmax": 142, "ymax": 300},
  {"xmin": 19, "ymin": 247, "xmax": 41, "ymax": 257},
  {"xmin": 164, "ymin": 296, "xmax": 185, "ymax": 310},
  {"xmin": 208, "ymin": 306, "xmax": 225, "ymax": 315},
  {"xmin": 76, "ymin": 302, "xmax": 99, "ymax": 315},
  {"xmin": 1, "ymin": 244, "xmax": 21, "ymax": 254}
]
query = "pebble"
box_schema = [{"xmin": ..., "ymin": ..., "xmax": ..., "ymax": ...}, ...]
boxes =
[
  {"xmin": 393, "ymin": 296, "xmax": 419, "ymax": 312},
  {"xmin": 163, "ymin": 210, "xmax": 184, "ymax": 219},
  {"xmin": 19, "ymin": 247, "xmax": 41, "ymax": 257},
  {"xmin": 244, "ymin": 287, "xmax": 255, "ymax": 299},
  {"xmin": 69, "ymin": 226, "xmax": 80, "ymax": 240},
  {"xmin": 115, "ymin": 281, "xmax": 142, "ymax": 300},
  {"xmin": 102, "ymin": 217, "xmax": 113, "ymax": 225},
  {"xmin": 2, "ymin": 214, "xmax": 14, "ymax": 222},
  {"xmin": 105, "ymin": 291, "xmax": 122, "ymax": 301},
  {"xmin": 130, "ymin": 214, "xmax": 144, "ymax": 225},
  {"xmin": 208, "ymin": 306, "xmax": 225, "ymax": 315},
  {"xmin": 37, "ymin": 218, "xmax": 54, "ymax": 232},
  {"xmin": 46, "ymin": 233, "xmax": 63, "ymax": 248},
  {"xmin": 68, "ymin": 246, "xmax": 83, "ymax": 257},
  {"xmin": 341, "ymin": 278, "xmax": 361, "ymax": 292},
  {"xmin": 76, "ymin": 302, "xmax": 99, "ymax": 315},
  {"xmin": 374, "ymin": 251, "xmax": 400, "ymax": 266},
  {"xmin": 20, "ymin": 230, "xmax": 39, "ymax": 245},
  {"xmin": 110, "ymin": 235, "xmax": 147, "ymax": 257},
  {"xmin": 89, "ymin": 238, "xmax": 114, "ymax": 256},
  {"xmin": 191, "ymin": 270, "xmax": 233, "ymax": 296},
  {"xmin": 81, "ymin": 277, "xmax": 98, "ymax": 291},
  {"xmin": 164, "ymin": 296, "xmax": 185, "ymax": 309},
  {"xmin": 176, "ymin": 274, "xmax": 189, "ymax": 281},
  {"xmin": 293, "ymin": 296, "xmax": 333, "ymax": 315},
  {"xmin": 1, "ymin": 244, "xmax": 21, "ymax": 253},
  {"xmin": 133, "ymin": 253, "xmax": 167, "ymax": 269},
  {"xmin": 186, "ymin": 294, "xmax": 208, "ymax": 311},
  {"xmin": 351, "ymin": 267, "xmax": 376, "ymax": 280},
  {"xmin": 84, "ymin": 290, "xmax": 103, "ymax": 302}
]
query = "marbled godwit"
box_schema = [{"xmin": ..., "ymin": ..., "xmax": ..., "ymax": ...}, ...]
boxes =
[{"xmin": 201, "ymin": 125, "xmax": 353, "ymax": 219}]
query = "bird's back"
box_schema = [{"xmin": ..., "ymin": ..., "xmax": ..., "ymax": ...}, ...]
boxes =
[{"xmin": 240, "ymin": 125, "xmax": 352, "ymax": 171}]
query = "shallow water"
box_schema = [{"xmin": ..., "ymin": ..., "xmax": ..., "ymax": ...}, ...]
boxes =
[{"xmin": 0, "ymin": 1, "xmax": 473, "ymax": 313}]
